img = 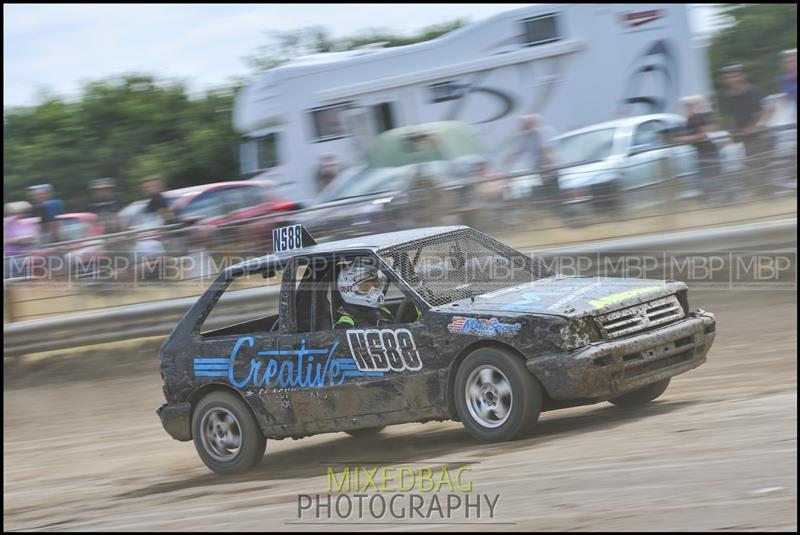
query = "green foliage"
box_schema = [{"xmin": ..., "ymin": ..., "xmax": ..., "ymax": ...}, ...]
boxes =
[
  {"xmin": 5, "ymin": 19, "xmax": 467, "ymax": 210},
  {"xmin": 245, "ymin": 26, "xmax": 335, "ymax": 73},
  {"xmin": 245, "ymin": 19, "xmax": 467, "ymax": 74},
  {"xmin": 4, "ymin": 75, "xmax": 240, "ymax": 211},
  {"xmin": 708, "ymin": 4, "xmax": 797, "ymax": 96},
  {"xmin": 334, "ymin": 19, "xmax": 467, "ymax": 52}
]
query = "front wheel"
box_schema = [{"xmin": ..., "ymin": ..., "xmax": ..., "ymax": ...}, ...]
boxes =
[
  {"xmin": 192, "ymin": 391, "xmax": 267, "ymax": 475},
  {"xmin": 454, "ymin": 347, "xmax": 542, "ymax": 442},
  {"xmin": 608, "ymin": 378, "xmax": 671, "ymax": 408}
]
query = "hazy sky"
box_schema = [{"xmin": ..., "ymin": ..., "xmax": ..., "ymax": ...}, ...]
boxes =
[{"xmin": 3, "ymin": 3, "xmax": 717, "ymax": 107}]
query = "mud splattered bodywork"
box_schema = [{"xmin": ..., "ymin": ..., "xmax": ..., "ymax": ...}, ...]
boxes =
[{"xmin": 157, "ymin": 225, "xmax": 715, "ymax": 442}]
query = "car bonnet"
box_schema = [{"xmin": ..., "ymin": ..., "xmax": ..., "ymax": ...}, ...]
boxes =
[{"xmin": 436, "ymin": 276, "xmax": 685, "ymax": 318}]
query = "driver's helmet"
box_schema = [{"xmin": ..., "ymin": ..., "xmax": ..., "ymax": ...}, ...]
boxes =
[{"xmin": 338, "ymin": 263, "xmax": 387, "ymax": 308}]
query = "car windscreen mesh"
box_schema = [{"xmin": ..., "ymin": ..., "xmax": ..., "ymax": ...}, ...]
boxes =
[{"xmin": 379, "ymin": 229, "xmax": 555, "ymax": 307}]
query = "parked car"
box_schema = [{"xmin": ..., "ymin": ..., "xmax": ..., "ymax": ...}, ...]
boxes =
[
  {"xmin": 21, "ymin": 213, "xmax": 107, "ymax": 279},
  {"xmin": 119, "ymin": 180, "xmax": 299, "ymax": 254},
  {"xmin": 551, "ymin": 113, "xmax": 734, "ymax": 219},
  {"xmin": 299, "ymin": 122, "xmax": 491, "ymax": 241},
  {"xmin": 305, "ymin": 160, "xmax": 461, "ymax": 239}
]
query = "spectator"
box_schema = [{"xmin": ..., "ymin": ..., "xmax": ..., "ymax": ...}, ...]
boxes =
[
  {"xmin": 777, "ymin": 49, "xmax": 797, "ymax": 109},
  {"xmin": 315, "ymin": 153, "xmax": 341, "ymax": 193},
  {"xmin": 672, "ymin": 95, "xmax": 725, "ymax": 203},
  {"xmin": 141, "ymin": 175, "xmax": 173, "ymax": 225},
  {"xmin": 503, "ymin": 114, "xmax": 561, "ymax": 215},
  {"xmin": 88, "ymin": 178, "xmax": 125, "ymax": 233},
  {"xmin": 718, "ymin": 65, "xmax": 773, "ymax": 196},
  {"xmin": 29, "ymin": 184, "xmax": 64, "ymax": 245},
  {"xmin": 771, "ymin": 50, "xmax": 798, "ymax": 188},
  {"xmin": 459, "ymin": 156, "xmax": 504, "ymax": 200},
  {"xmin": 26, "ymin": 185, "xmax": 40, "ymax": 211},
  {"xmin": 4, "ymin": 201, "xmax": 37, "ymax": 278},
  {"xmin": 503, "ymin": 114, "xmax": 558, "ymax": 175}
]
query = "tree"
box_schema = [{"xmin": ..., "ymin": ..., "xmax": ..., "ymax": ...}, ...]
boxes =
[
  {"xmin": 245, "ymin": 19, "xmax": 467, "ymax": 74},
  {"xmin": 245, "ymin": 26, "xmax": 335, "ymax": 73},
  {"xmin": 4, "ymin": 19, "xmax": 468, "ymax": 210},
  {"xmin": 3, "ymin": 74, "xmax": 240, "ymax": 211},
  {"xmin": 708, "ymin": 4, "xmax": 797, "ymax": 96}
]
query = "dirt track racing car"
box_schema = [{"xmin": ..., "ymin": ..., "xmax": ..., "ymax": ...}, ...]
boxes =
[{"xmin": 157, "ymin": 224, "xmax": 716, "ymax": 474}]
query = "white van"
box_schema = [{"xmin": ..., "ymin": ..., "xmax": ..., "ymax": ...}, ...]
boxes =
[{"xmin": 234, "ymin": 3, "xmax": 710, "ymax": 202}]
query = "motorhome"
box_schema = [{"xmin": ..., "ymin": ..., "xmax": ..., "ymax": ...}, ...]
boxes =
[{"xmin": 234, "ymin": 3, "xmax": 710, "ymax": 201}]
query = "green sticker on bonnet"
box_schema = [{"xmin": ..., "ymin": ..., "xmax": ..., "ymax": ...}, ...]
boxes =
[{"xmin": 588, "ymin": 285, "xmax": 663, "ymax": 309}]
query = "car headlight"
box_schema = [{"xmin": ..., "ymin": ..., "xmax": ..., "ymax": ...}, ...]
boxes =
[{"xmin": 560, "ymin": 317, "xmax": 600, "ymax": 349}]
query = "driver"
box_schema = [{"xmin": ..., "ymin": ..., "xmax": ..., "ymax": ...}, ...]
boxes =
[{"xmin": 334, "ymin": 263, "xmax": 394, "ymax": 329}]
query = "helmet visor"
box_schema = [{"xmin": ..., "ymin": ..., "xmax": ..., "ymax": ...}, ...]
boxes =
[{"xmin": 354, "ymin": 276, "xmax": 380, "ymax": 295}]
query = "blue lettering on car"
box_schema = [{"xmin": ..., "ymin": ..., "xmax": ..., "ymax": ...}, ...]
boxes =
[{"xmin": 192, "ymin": 336, "xmax": 384, "ymax": 389}]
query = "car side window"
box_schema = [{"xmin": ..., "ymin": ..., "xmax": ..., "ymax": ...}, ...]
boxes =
[
  {"xmin": 292, "ymin": 254, "xmax": 421, "ymax": 333},
  {"xmin": 199, "ymin": 268, "xmax": 283, "ymax": 337},
  {"xmin": 236, "ymin": 186, "xmax": 266, "ymax": 209},
  {"xmin": 181, "ymin": 190, "xmax": 228, "ymax": 220},
  {"xmin": 244, "ymin": 186, "xmax": 268, "ymax": 208},
  {"xmin": 632, "ymin": 120, "xmax": 667, "ymax": 151},
  {"xmin": 291, "ymin": 256, "xmax": 335, "ymax": 333},
  {"xmin": 219, "ymin": 186, "xmax": 258, "ymax": 212},
  {"xmin": 219, "ymin": 188, "xmax": 245, "ymax": 213}
]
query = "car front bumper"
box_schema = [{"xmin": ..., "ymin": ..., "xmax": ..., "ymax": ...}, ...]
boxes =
[
  {"xmin": 526, "ymin": 310, "xmax": 716, "ymax": 401},
  {"xmin": 157, "ymin": 402, "xmax": 192, "ymax": 441}
]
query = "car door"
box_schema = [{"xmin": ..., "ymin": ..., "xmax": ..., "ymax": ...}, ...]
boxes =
[
  {"xmin": 225, "ymin": 185, "xmax": 282, "ymax": 251},
  {"xmin": 186, "ymin": 268, "xmax": 289, "ymax": 427},
  {"xmin": 277, "ymin": 252, "xmax": 445, "ymax": 433},
  {"xmin": 621, "ymin": 119, "xmax": 671, "ymax": 207},
  {"xmin": 212, "ymin": 186, "xmax": 262, "ymax": 247}
]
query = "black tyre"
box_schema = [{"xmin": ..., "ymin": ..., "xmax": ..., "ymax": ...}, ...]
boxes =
[
  {"xmin": 454, "ymin": 347, "xmax": 543, "ymax": 442},
  {"xmin": 608, "ymin": 378, "xmax": 671, "ymax": 408},
  {"xmin": 345, "ymin": 426, "xmax": 386, "ymax": 438},
  {"xmin": 192, "ymin": 391, "xmax": 267, "ymax": 475}
]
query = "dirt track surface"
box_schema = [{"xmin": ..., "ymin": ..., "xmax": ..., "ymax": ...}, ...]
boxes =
[{"xmin": 3, "ymin": 289, "xmax": 797, "ymax": 531}]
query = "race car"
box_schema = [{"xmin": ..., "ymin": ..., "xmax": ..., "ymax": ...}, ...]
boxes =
[{"xmin": 157, "ymin": 224, "xmax": 716, "ymax": 474}]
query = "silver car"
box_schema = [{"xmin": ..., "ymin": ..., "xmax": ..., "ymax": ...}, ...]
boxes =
[{"xmin": 552, "ymin": 114, "xmax": 707, "ymax": 217}]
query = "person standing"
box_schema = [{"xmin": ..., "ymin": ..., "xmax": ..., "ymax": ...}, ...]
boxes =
[
  {"xmin": 768, "ymin": 49, "xmax": 798, "ymax": 188},
  {"xmin": 777, "ymin": 49, "xmax": 797, "ymax": 109},
  {"xmin": 315, "ymin": 153, "xmax": 341, "ymax": 193},
  {"xmin": 141, "ymin": 175, "xmax": 173, "ymax": 225},
  {"xmin": 28, "ymin": 184, "xmax": 64, "ymax": 245},
  {"xmin": 503, "ymin": 114, "xmax": 558, "ymax": 175},
  {"xmin": 4, "ymin": 201, "xmax": 37, "ymax": 278},
  {"xmin": 88, "ymin": 178, "xmax": 125, "ymax": 233},
  {"xmin": 717, "ymin": 65, "xmax": 773, "ymax": 197},
  {"xmin": 672, "ymin": 95, "xmax": 725, "ymax": 203},
  {"xmin": 503, "ymin": 114, "xmax": 561, "ymax": 215}
]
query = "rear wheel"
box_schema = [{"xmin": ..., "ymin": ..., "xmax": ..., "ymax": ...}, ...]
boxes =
[
  {"xmin": 608, "ymin": 378, "xmax": 671, "ymax": 408},
  {"xmin": 594, "ymin": 181, "xmax": 622, "ymax": 216},
  {"xmin": 454, "ymin": 347, "xmax": 542, "ymax": 442},
  {"xmin": 192, "ymin": 391, "xmax": 266, "ymax": 475}
]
